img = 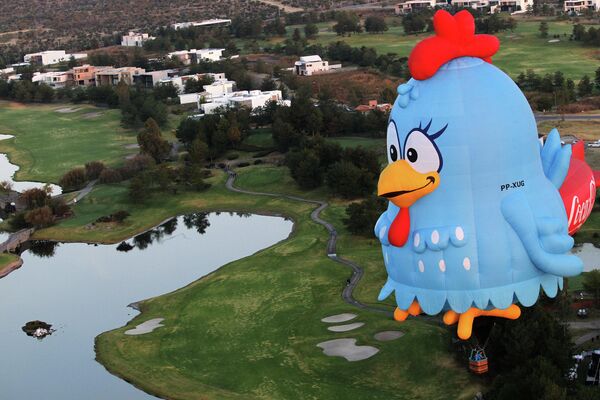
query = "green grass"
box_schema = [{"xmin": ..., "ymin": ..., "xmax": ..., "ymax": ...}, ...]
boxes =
[
  {"xmin": 243, "ymin": 128, "xmax": 275, "ymax": 149},
  {"xmin": 257, "ymin": 18, "xmax": 600, "ymax": 79},
  {"xmin": 49, "ymin": 165, "xmax": 483, "ymax": 400},
  {"xmin": 0, "ymin": 102, "xmax": 138, "ymax": 184},
  {"xmin": 0, "ymin": 252, "xmax": 19, "ymax": 271}
]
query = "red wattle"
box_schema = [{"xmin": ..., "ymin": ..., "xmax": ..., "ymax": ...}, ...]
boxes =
[{"xmin": 388, "ymin": 208, "xmax": 411, "ymax": 247}]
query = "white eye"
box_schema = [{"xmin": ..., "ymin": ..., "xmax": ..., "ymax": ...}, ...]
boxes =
[
  {"xmin": 386, "ymin": 121, "xmax": 400, "ymax": 164},
  {"xmin": 404, "ymin": 130, "xmax": 441, "ymax": 173}
]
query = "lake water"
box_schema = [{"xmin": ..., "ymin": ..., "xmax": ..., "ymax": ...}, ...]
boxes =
[
  {"xmin": 0, "ymin": 134, "xmax": 62, "ymax": 194},
  {"xmin": 0, "ymin": 212, "xmax": 293, "ymax": 399}
]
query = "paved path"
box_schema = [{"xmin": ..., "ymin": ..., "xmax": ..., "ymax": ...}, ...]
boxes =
[
  {"xmin": 535, "ymin": 113, "xmax": 600, "ymax": 122},
  {"xmin": 225, "ymin": 169, "xmax": 393, "ymax": 317},
  {"xmin": 67, "ymin": 179, "xmax": 98, "ymax": 205},
  {"xmin": 567, "ymin": 319, "xmax": 600, "ymax": 346}
]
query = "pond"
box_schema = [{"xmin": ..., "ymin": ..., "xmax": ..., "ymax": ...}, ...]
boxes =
[
  {"xmin": 0, "ymin": 134, "xmax": 62, "ymax": 194},
  {"xmin": 0, "ymin": 212, "xmax": 293, "ymax": 399}
]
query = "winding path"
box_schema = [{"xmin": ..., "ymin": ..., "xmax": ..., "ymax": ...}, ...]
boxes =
[{"xmin": 225, "ymin": 169, "xmax": 393, "ymax": 316}]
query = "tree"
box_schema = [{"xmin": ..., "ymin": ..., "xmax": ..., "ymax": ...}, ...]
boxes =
[
  {"xmin": 272, "ymin": 118, "xmax": 301, "ymax": 152},
  {"xmin": 188, "ymin": 138, "xmax": 208, "ymax": 164},
  {"xmin": 583, "ymin": 270, "xmax": 600, "ymax": 307},
  {"xmin": 325, "ymin": 160, "xmax": 375, "ymax": 198},
  {"xmin": 344, "ymin": 196, "xmax": 387, "ymax": 236},
  {"xmin": 577, "ymin": 75, "xmax": 593, "ymax": 97},
  {"xmin": 595, "ymin": 67, "xmax": 600, "ymax": 92},
  {"xmin": 365, "ymin": 16, "xmax": 388, "ymax": 33},
  {"xmin": 402, "ymin": 13, "xmax": 427, "ymax": 35},
  {"xmin": 137, "ymin": 118, "xmax": 171, "ymax": 162},
  {"xmin": 84, "ymin": 161, "xmax": 105, "ymax": 180},
  {"xmin": 333, "ymin": 12, "xmax": 362, "ymax": 36},
  {"xmin": 539, "ymin": 21, "xmax": 549, "ymax": 38},
  {"xmin": 304, "ymin": 23, "xmax": 319, "ymax": 39},
  {"xmin": 227, "ymin": 123, "xmax": 242, "ymax": 147},
  {"xmin": 128, "ymin": 175, "xmax": 147, "ymax": 202},
  {"xmin": 19, "ymin": 188, "xmax": 50, "ymax": 210},
  {"xmin": 59, "ymin": 168, "xmax": 87, "ymax": 191},
  {"xmin": 292, "ymin": 28, "xmax": 302, "ymax": 42},
  {"xmin": 25, "ymin": 206, "xmax": 54, "ymax": 228}
]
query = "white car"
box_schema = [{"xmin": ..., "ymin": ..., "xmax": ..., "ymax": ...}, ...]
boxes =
[{"xmin": 588, "ymin": 141, "xmax": 600, "ymax": 148}]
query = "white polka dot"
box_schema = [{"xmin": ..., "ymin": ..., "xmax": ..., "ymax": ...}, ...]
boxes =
[
  {"xmin": 463, "ymin": 257, "xmax": 471, "ymax": 270},
  {"xmin": 455, "ymin": 226, "xmax": 465, "ymax": 241},
  {"xmin": 439, "ymin": 259, "xmax": 446, "ymax": 272},
  {"xmin": 418, "ymin": 260, "xmax": 425, "ymax": 273},
  {"xmin": 379, "ymin": 226, "xmax": 387, "ymax": 240},
  {"xmin": 414, "ymin": 233, "xmax": 420, "ymax": 247},
  {"xmin": 431, "ymin": 230, "xmax": 440, "ymax": 244}
]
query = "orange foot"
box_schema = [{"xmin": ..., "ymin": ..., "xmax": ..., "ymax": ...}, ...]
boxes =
[
  {"xmin": 394, "ymin": 300, "xmax": 422, "ymax": 322},
  {"xmin": 443, "ymin": 305, "xmax": 521, "ymax": 340}
]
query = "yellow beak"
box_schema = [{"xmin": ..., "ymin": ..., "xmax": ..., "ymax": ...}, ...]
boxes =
[{"xmin": 377, "ymin": 160, "xmax": 440, "ymax": 208}]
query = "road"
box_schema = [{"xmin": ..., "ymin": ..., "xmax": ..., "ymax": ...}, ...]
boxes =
[
  {"xmin": 535, "ymin": 113, "xmax": 600, "ymax": 122},
  {"xmin": 225, "ymin": 168, "xmax": 393, "ymax": 316}
]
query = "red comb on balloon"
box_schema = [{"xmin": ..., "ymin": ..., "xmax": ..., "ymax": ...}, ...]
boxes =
[{"xmin": 408, "ymin": 10, "xmax": 500, "ymax": 81}]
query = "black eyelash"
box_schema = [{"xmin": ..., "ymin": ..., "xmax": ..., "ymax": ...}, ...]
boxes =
[{"xmin": 414, "ymin": 119, "xmax": 447, "ymax": 139}]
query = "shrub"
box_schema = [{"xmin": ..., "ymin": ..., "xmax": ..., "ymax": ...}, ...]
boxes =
[
  {"xmin": 25, "ymin": 206, "xmax": 54, "ymax": 228},
  {"xmin": 344, "ymin": 196, "xmax": 387, "ymax": 237},
  {"xmin": 59, "ymin": 168, "xmax": 87, "ymax": 191},
  {"xmin": 112, "ymin": 210, "xmax": 130, "ymax": 223},
  {"xmin": 49, "ymin": 197, "xmax": 70, "ymax": 218},
  {"xmin": 84, "ymin": 161, "xmax": 105, "ymax": 180},
  {"xmin": 227, "ymin": 153, "xmax": 239, "ymax": 160},
  {"xmin": 9, "ymin": 212, "xmax": 30, "ymax": 230},
  {"xmin": 120, "ymin": 154, "xmax": 155, "ymax": 179},
  {"xmin": 237, "ymin": 162, "xmax": 250, "ymax": 168},
  {"xmin": 98, "ymin": 168, "xmax": 123, "ymax": 184},
  {"xmin": 19, "ymin": 188, "xmax": 50, "ymax": 210}
]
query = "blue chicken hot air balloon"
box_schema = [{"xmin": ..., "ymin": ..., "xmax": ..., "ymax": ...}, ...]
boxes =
[{"xmin": 375, "ymin": 10, "xmax": 584, "ymax": 340}]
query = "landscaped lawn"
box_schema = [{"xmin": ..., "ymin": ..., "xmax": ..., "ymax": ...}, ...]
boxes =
[
  {"xmin": 260, "ymin": 18, "xmax": 600, "ymax": 80},
  {"xmin": 0, "ymin": 102, "xmax": 138, "ymax": 184},
  {"xmin": 87, "ymin": 166, "xmax": 481, "ymax": 400},
  {"xmin": 0, "ymin": 252, "xmax": 19, "ymax": 271}
]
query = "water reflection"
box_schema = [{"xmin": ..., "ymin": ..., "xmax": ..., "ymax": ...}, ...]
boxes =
[{"xmin": 0, "ymin": 212, "xmax": 293, "ymax": 400}]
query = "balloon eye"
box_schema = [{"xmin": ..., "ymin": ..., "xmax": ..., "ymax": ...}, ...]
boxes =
[
  {"xmin": 407, "ymin": 148, "xmax": 418, "ymax": 162},
  {"xmin": 390, "ymin": 145, "xmax": 398, "ymax": 162}
]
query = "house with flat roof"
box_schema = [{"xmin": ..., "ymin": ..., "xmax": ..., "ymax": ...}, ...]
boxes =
[
  {"xmin": 355, "ymin": 100, "xmax": 392, "ymax": 113},
  {"xmin": 200, "ymin": 90, "xmax": 289, "ymax": 114},
  {"xmin": 121, "ymin": 31, "xmax": 155, "ymax": 47},
  {"xmin": 95, "ymin": 67, "xmax": 146, "ymax": 86},
  {"xmin": 72, "ymin": 65, "xmax": 105, "ymax": 86},
  {"xmin": 24, "ymin": 50, "xmax": 87, "ymax": 66},
  {"xmin": 394, "ymin": 0, "xmax": 529, "ymax": 13},
  {"xmin": 564, "ymin": 0, "xmax": 599, "ymax": 12},
  {"xmin": 133, "ymin": 69, "xmax": 177, "ymax": 88},
  {"xmin": 161, "ymin": 72, "xmax": 226, "ymax": 93},
  {"xmin": 32, "ymin": 71, "xmax": 72, "ymax": 88},
  {"xmin": 171, "ymin": 19, "xmax": 232, "ymax": 30},
  {"xmin": 293, "ymin": 55, "xmax": 341, "ymax": 76},
  {"xmin": 167, "ymin": 48, "xmax": 226, "ymax": 65}
]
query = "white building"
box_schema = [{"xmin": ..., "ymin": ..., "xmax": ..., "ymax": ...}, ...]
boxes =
[
  {"xmin": 171, "ymin": 19, "xmax": 232, "ymax": 30},
  {"xmin": 199, "ymin": 90, "xmax": 289, "ymax": 114},
  {"xmin": 203, "ymin": 79, "xmax": 235, "ymax": 97},
  {"xmin": 24, "ymin": 50, "xmax": 87, "ymax": 66},
  {"xmin": 167, "ymin": 48, "xmax": 226, "ymax": 65},
  {"xmin": 164, "ymin": 72, "xmax": 226, "ymax": 93},
  {"xmin": 32, "ymin": 71, "xmax": 72, "ymax": 88},
  {"xmin": 394, "ymin": 0, "xmax": 529, "ymax": 13},
  {"xmin": 564, "ymin": 0, "xmax": 599, "ymax": 12},
  {"xmin": 121, "ymin": 31, "xmax": 155, "ymax": 47},
  {"xmin": 293, "ymin": 55, "xmax": 341, "ymax": 76}
]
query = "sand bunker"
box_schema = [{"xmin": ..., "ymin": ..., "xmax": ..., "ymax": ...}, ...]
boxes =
[
  {"xmin": 124, "ymin": 144, "xmax": 140, "ymax": 149},
  {"xmin": 55, "ymin": 107, "xmax": 79, "ymax": 113},
  {"xmin": 82, "ymin": 112, "xmax": 103, "ymax": 119},
  {"xmin": 548, "ymin": 39, "xmax": 560, "ymax": 43},
  {"xmin": 321, "ymin": 313, "xmax": 357, "ymax": 323},
  {"xmin": 374, "ymin": 331, "xmax": 404, "ymax": 341},
  {"xmin": 317, "ymin": 339, "xmax": 379, "ymax": 361},
  {"xmin": 327, "ymin": 322, "xmax": 364, "ymax": 332},
  {"xmin": 0, "ymin": 134, "xmax": 14, "ymax": 141},
  {"xmin": 124, "ymin": 318, "xmax": 164, "ymax": 335}
]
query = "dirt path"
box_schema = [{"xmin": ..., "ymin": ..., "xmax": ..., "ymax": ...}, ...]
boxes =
[{"xmin": 256, "ymin": 0, "xmax": 303, "ymax": 13}]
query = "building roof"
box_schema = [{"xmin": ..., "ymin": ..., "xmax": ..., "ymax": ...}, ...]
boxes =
[{"xmin": 299, "ymin": 55, "xmax": 323, "ymax": 63}]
